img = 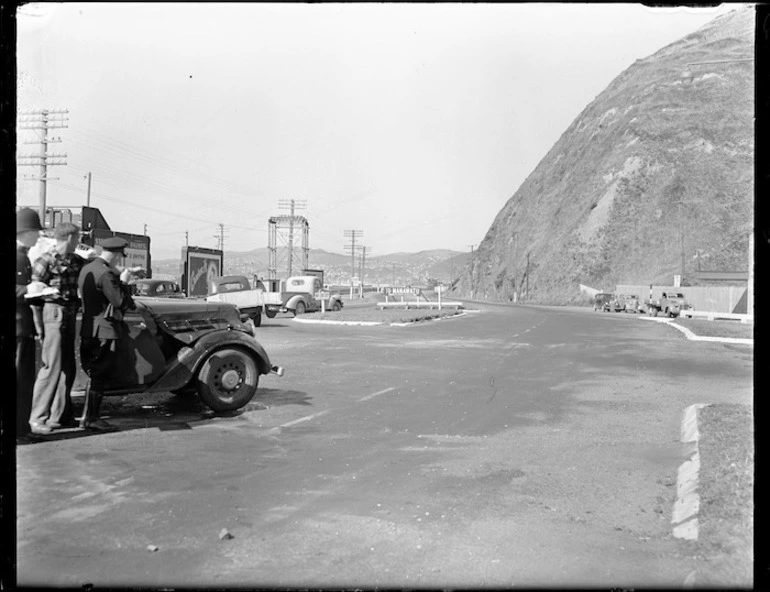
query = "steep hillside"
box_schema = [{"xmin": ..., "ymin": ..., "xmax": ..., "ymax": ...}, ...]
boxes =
[{"xmin": 456, "ymin": 7, "xmax": 754, "ymax": 303}]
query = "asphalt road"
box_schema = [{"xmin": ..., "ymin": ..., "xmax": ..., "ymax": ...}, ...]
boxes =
[{"xmin": 16, "ymin": 303, "xmax": 753, "ymax": 588}]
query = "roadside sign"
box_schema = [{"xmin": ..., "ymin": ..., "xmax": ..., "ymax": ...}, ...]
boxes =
[{"xmin": 315, "ymin": 291, "xmax": 331, "ymax": 300}]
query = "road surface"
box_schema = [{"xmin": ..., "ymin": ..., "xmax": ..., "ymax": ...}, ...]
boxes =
[{"xmin": 16, "ymin": 303, "xmax": 753, "ymax": 588}]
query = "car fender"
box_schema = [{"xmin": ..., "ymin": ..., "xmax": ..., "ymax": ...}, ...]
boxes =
[
  {"xmin": 284, "ymin": 294, "xmax": 308, "ymax": 311},
  {"xmin": 146, "ymin": 330, "xmax": 272, "ymax": 393},
  {"xmin": 329, "ymin": 296, "xmax": 343, "ymax": 308}
]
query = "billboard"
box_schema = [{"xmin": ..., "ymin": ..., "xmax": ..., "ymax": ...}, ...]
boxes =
[
  {"xmin": 181, "ymin": 247, "xmax": 223, "ymax": 297},
  {"xmin": 92, "ymin": 229, "xmax": 151, "ymax": 276}
]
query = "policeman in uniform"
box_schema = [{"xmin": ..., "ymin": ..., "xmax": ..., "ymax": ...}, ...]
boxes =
[
  {"xmin": 15, "ymin": 208, "xmax": 44, "ymax": 443},
  {"xmin": 77, "ymin": 237, "xmax": 136, "ymax": 429}
]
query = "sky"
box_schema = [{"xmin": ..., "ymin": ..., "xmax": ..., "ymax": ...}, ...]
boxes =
[{"xmin": 16, "ymin": 2, "xmax": 741, "ymax": 261}]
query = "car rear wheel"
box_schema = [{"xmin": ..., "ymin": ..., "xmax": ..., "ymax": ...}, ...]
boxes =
[
  {"xmin": 196, "ymin": 348, "xmax": 259, "ymax": 411},
  {"xmin": 265, "ymin": 309, "xmax": 277, "ymax": 319},
  {"xmin": 294, "ymin": 301, "xmax": 306, "ymax": 316},
  {"xmin": 251, "ymin": 309, "xmax": 262, "ymax": 327},
  {"xmin": 332, "ymin": 301, "xmax": 341, "ymax": 312},
  {"xmin": 651, "ymin": 308, "xmax": 658, "ymax": 317}
]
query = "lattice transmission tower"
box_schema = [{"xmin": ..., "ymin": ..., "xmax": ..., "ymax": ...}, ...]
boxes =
[{"xmin": 268, "ymin": 199, "xmax": 309, "ymax": 279}]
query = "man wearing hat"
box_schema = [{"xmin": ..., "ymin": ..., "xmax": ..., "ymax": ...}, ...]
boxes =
[
  {"xmin": 15, "ymin": 208, "xmax": 44, "ymax": 443},
  {"xmin": 77, "ymin": 237, "xmax": 136, "ymax": 430},
  {"xmin": 28, "ymin": 221, "xmax": 87, "ymax": 434}
]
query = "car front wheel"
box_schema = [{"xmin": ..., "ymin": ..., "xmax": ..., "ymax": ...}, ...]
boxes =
[
  {"xmin": 294, "ymin": 301, "xmax": 306, "ymax": 316},
  {"xmin": 265, "ymin": 309, "xmax": 277, "ymax": 318},
  {"xmin": 196, "ymin": 348, "xmax": 259, "ymax": 411},
  {"xmin": 332, "ymin": 301, "xmax": 342, "ymax": 312}
]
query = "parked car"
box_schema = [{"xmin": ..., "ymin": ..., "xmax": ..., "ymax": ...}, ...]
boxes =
[
  {"xmin": 71, "ymin": 297, "xmax": 284, "ymax": 412},
  {"xmin": 593, "ymin": 292, "xmax": 623, "ymax": 312},
  {"xmin": 618, "ymin": 293, "xmax": 641, "ymax": 313},
  {"xmin": 130, "ymin": 278, "xmax": 185, "ymax": 298}
]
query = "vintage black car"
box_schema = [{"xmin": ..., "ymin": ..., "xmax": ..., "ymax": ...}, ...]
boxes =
[
  {"xmin": 129, "ymin": 278, "xmax": 185, "ymax": 298},
  {"xmin": 73, "ymin": 297, "xmax": 283, "ymax": 412},
  {"xmin": 592, "ymin": 292, "xmax": 623, "ymax": 312}
]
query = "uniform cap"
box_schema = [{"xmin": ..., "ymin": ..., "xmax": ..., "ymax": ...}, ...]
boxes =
[
  {"xmin": 101, "ymin": 237, "xmax": 129, "ymax": 255},
  {"xmin": 16, "ymin": 208, "xmax": 43, "ymax": 233}
]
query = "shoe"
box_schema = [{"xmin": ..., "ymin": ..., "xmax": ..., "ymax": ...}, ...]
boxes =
[
  {"xmin": 48, "ymin": 419, "xmax": 78, "ymax": 429},
  {"xmin": 83, "ymin": 419, "xmax": 114, "ymax": 431},
  {"xmin": 16, "ymin": 433, "xmax": 43, "ymax": 445},
  {"xmin": 29, "ymin": 423, "xmax": 53, "ymax": 435}
]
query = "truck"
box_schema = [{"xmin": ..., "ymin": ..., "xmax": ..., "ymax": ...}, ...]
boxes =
[
  {"xmin": 644, "ymin": 291, "xmax": 690, "ymax": 318},
  {"xmin": 205, "ymin": 275, "xmax": 283, "ymax": 326},
  {"xmin": 265, "ymin": 274, "xmax": 344, "ymax": 317}
]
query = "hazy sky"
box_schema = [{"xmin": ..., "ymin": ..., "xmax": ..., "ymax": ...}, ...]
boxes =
[{"xmin": 17, "ymin": 3, "xmax": 740, "ymax": 260}]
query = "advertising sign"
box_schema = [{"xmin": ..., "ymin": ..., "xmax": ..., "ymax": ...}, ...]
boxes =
[
  {"xmin": 92, "ymin": 229, "xmax": 151, "ymax": 276},
  {"xmin": 182, "ymin": 247, "xmax": 223, "ymax": 297}
]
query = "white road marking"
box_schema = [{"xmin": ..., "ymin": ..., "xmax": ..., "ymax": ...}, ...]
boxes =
[
  {"xmin": 273, "ymin": 410, "xmax": 330, "ymax": 430},
  {"xmin": 359, "ymin": 387, "xmax": 396, "ymax": 402},
  {"xmin": 268, "ymin": 387, "xmax": 396, "ymax": 432}
]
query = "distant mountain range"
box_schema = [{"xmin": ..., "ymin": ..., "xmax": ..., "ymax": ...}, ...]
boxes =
[{"xmin": 151, "ymin": 248, "xmax": 470, "ymax": 286}]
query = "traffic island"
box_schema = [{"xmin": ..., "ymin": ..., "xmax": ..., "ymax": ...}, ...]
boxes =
[{"xmin": 294, "ymin": 306, "xmax": 468, "ymax": 326}]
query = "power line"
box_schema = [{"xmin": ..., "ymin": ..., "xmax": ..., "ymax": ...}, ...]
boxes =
[{"xmin": 17, "ymin": 109, "xmax": 69, "ymax": 225}]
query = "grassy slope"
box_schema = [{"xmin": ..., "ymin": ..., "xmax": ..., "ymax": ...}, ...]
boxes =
[{"xmin": 694, "ymin": 403, "xmax": 754, "ymax": 586}]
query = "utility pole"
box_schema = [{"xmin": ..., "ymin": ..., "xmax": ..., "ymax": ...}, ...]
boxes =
[
  {"xmin": 359, "ymin": 245, "xmax": 369, "ymax": 299},
  {"xmin": 185, "ymin": 231, "xmax": 189, "ymax": 247},
  {"xmin": 392, "ymin": 262, "xmax": 396, "ymax": 287},
  {"xmin": 526, "ymin": 251, "xmax": 531, "ymax": 300},
  {"xmin": 86, "ymin": 172, "xmax": 92, "ymax": 207},
  {"xmin": 17, "ymin": 109, "xmax": 69, "ymax": 226},
  {"xmin": 278, "ymin": 199, "xmax": 307, "ymax": 277},
  {"xmin": 344, "ymin": 230, "xmax": 363, "ymax": 299},
  {"xmin": 468, "ymin": 244, "xmax": 475, "ymax": 299},
  {"xmin": 143, "ymin": 224, "xmax": 148, "ymax": 236},
  {"xmin": 213, "ymin": 223, "xmax": 228, "ymax": 274}
]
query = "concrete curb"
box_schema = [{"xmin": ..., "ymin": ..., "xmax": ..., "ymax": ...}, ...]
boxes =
[
  {"xmin": 672, "ymin": 403, "xmax": 709, "ymax": 541},
  {"xmin": 638, "ymin": 316, "xmax": 753, "ymax": 345},
  {"xmin": 292, "ymin": 310, "xmax": 470, "ymax": 327}
]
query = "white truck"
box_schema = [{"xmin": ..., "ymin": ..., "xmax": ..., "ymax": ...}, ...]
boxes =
[
  {"xmin": 206, "ymin": 273, "xmax": 343, "ymax": 324},
  {"xmin": 205, "ymin": 275, "xmax": 283, "ymax": 326},
  {"xmin": 265, "ymin": 274, "xmax": 343, "ymax": 317}
]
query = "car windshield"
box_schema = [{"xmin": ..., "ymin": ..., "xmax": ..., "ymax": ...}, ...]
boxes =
[{"xmin": 220, "ymin": 283, "xmax": 244, "ymax": 292}]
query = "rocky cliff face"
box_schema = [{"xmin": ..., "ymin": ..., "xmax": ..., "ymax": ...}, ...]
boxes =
[{"xmin": 457, "ymin": 7, "xmax": 754, "ymax": 303}]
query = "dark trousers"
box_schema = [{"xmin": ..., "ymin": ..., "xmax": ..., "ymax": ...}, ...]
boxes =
[
  {"xmin": 80, "ymin": 336, "xmax": 117, "ymax": 421},
  {"xmin": 30, "ymin": 304, "xmax": 77, "ymax": 426},
  {"xmin": 16, "ymin": 337, "xmax": 36, "ymax": 435}
]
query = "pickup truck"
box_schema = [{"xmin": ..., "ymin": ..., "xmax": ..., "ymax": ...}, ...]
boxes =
[
  {"xmin": 644, "ymin": 291, "xmax": 690, "ymax": 318},
  {"xmin": 205, "ymin": 275, "xmax": 283, "ymax": 326},
  {"xmin": 265, "ymin": 275, "xmax": 344, "ymax": 317}
]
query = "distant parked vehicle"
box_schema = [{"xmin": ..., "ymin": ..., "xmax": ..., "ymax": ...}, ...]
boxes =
[
  {"xmin": 644, "ymin": 291, "xmax": 690, "ymax": 318},
  {"xmin": 618, "ymin": 293, "xmax": 641, "ymax": 313},
  {"xmin": 593, "ymin": 293, "xmax": 622, "ymax": 312},
  {"xmin": 130, "ymin": 278, "xmax": 185, "ymax": 298}
]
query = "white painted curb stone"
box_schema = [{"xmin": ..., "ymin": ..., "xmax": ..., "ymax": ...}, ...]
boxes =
[
  {"xmin": 638, "ymin": 316, "xmax": 753, "ymax": 345},
  {"xmin": 672, "ymin": 403, "xmax": 709, "ymax": 540}
]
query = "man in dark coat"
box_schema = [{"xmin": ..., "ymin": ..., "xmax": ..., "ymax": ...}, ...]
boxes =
[
  {"xmin": 15, "ymin": 208, "xmax": 43, "ymax": 443},
  {"xmin": 77, "ymin": 237, "xmax": 136, "ymax": 429}
]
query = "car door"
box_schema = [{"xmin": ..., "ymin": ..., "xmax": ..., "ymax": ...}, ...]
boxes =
[{"xmin": 112, "ymin": 306, "xmax": 167, "ymax": 387}]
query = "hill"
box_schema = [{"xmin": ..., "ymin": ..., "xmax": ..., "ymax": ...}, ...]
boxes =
[
  {"xmin": 151, "ymin": 248, "xmax": 467, "ymax": 286},
  {"xmin": 454, "ymin": 7, "xmax": 754, "ymax": 303}
]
